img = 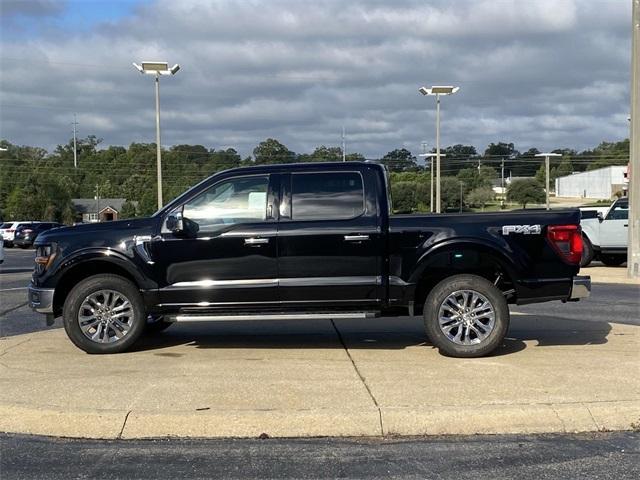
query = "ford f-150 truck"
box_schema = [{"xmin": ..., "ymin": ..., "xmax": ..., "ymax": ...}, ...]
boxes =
[{"xmin": 28, "ymin": 162, "xmax": 590, "ymax": 357}]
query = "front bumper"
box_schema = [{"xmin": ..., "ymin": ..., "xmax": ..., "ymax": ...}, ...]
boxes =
[
  {"xmin": 569, "ymin": 275, "xmax": 591, "ymax": 300},
  {"xmin": 28, "ymin": 284, "xmax": 55, "ymax": 313}
]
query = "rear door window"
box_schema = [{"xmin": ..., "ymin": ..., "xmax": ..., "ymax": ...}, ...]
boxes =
[{"xmin": 291, "ymin": 172, "xmax": 364, "ymax": 221}]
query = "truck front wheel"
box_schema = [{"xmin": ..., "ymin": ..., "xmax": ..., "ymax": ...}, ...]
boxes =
[
  {"xmin": 423, "ymin": 274, "xmax": 509, "ymax": 358},
  {"xmin": 63, "ymin": 274, "xmax": 146, "ymax": 354}
]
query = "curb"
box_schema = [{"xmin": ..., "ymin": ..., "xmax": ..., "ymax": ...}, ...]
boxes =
[{"xmin": 1, "ymin": 400, "xmax": 638, "ymax": 439}]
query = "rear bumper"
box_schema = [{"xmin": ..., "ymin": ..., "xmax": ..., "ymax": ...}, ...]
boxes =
[
  {"xmin": 28, "ymin": 284, "xmax": 55, "ymax": 313},
  {"xmin": 569, "ymin": 275, "xmax": 591, "ymax": 300},
  {"xmin": 13, "ymin": 238, "xmax": 34, "ymax": 247}
]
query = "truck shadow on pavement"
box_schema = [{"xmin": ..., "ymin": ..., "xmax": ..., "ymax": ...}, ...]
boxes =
[{"xmin": 131, "ymin": 314, "xmax": 612, "ymax": 357}]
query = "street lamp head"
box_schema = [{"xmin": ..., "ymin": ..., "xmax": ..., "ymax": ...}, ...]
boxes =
[
  {"xmin": 133, "ymin": 61, "xmax": 180, "ymax": 75},
  {"xmin": 419, "ymin": 85, "xmax": 459, "ymax": 96},
  {"xmin": 535, "ymin": 153, "xmax": 563, "ymax": 157}
]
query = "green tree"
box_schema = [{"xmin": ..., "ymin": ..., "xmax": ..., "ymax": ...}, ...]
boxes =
[
  {"xmin": 382, "ymin": 148, "xmax": 416, "ymax": 172},
  {"xmin": 484, "ymin": 142, "xmax": 519, "ymax": 158},
  {"xmin": 507, "ymin": 178, "xmax": 545, "ymax": 208},
  {"xmin": 390, "ymin": 181, "xmax": 417, "ymax": 213},
  {"xmin": 467, "ymin": 187, "xmax": 494, "ymax": 210},
  {"xmin": 120, "ymin": 201, "xmax": 138, "ymax": 219},
  {"xmin": 253, "ymin": 138, "xmax": 295, "ymax": 164},
  {"xmin": 441, "ymin": 177, "xmax": 462, "ymax": 211}
]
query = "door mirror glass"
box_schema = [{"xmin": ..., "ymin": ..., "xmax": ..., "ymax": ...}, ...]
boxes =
[
  {"xmin": 166, "ymin": 210, "xmax": 184, "ymax": 232},
  {"xmin": 597, "ymin": 212, "xmax": 604, "ymax": 222}
]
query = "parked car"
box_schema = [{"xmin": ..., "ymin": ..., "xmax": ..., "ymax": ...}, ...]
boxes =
[
  {"xmin": 580, "ymin": 198, "xmax": 628, "ymax": 267},
  {"xmin": 0, "ymin": 221, "xmax": 37, "ymax": 248},
  {"xmin": 13, "ymin": 222, "xmax": 62, "ymax": 249},
  {"xmin": 28, "ymin": 162, "xmax": 589, "ymax": 357}
]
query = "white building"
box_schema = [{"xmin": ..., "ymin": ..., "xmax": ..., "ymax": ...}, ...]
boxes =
[{"xmin": 555, "ymin": 166, "xmax": 628, "ymax": 199}]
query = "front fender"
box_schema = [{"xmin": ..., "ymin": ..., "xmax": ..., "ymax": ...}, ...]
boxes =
[
  {"xmin": 52, "ymin": 248, "xmax": 157, "ymax": 290},
  {"xmin": 580, "ymin": 219, "xmax": 600, "ymax": 247}
]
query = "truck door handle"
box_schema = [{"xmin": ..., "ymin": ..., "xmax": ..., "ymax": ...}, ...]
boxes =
[
  {"xmin": 244, "ymin": 237, "xmax": 269, "ymax": 246},
  {"xmin": 344, "ymin": 235, "xmax": 370, "ymax": 242},
  {"xmin": 624, "ymin": 224, "xmax": 628, "ymax": 227}
]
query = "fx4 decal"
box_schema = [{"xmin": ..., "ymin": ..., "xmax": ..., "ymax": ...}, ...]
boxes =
[{"xmin": 502, "ymin": 224, "xmax": 542, "ymax": 235}]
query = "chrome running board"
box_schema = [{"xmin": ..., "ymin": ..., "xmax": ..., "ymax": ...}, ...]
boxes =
[{"xmin": 169, "ymin": 312, "xmax": 378, "ymax": 322}]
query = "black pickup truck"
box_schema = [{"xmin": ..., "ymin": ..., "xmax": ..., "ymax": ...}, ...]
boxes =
[{"xmin": 28, "ymin": 162, "xmax": 590, "ymax": 357}]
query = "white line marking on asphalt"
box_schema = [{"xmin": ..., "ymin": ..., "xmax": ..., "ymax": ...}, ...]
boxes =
[{"xmin": 0, "ymin": 287, "xmax": 28, "ymax": 291}]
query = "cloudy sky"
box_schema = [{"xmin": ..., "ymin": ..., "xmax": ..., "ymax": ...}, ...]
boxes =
[{"xmin": 0, "ymin": 0, "xmax": 633, "ymax": 157}]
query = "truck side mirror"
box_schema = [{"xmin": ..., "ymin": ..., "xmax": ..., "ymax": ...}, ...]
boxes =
[
  {"xmin": 597, "ymin": 212, "xmax": 604, "ymax": 223},
  {"xmin": 166, "ymin": 213, "xmax": 183, "ymax": 233}
]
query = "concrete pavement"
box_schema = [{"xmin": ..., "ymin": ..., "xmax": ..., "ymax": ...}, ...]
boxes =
[{"xmin": 0, "ymin": 312, "xmax": 638, "ymax": 439}]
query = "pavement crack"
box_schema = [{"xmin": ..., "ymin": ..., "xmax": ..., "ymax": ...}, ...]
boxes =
[
  {"xmin": 550, "ymin": 405, "xmax": 567, "ymax": 433},
  {"xmin": 0, "ymin": 301, "xmax": 28, "ymax": 318},
  {"xmin": 0, "ymin": 337, "xmax": 31, "ymax": 357},
  {"xmin": 118, "ymin": 410, "xmax": 132, "ymax": 439},
  {"xmin": 585, "ymin": 404, "xmax": 601, "ymax": 431},
  {"xmin": 330, "ymin": 319, "xmax": 384, "ymax": 436}
]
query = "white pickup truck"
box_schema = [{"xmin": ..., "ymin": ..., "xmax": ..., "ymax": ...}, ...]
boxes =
[{"xmin": 580, "ymin": 198, "xmax": 629, "ymax": 267}]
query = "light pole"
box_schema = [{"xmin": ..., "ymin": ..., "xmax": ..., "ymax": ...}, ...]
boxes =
[
  {"xmin": 535, "ymin": 153, "xmax": 562, "ymax": 210},
  {"xmin": 419, "ymin": 85, "xmax": 459, "ymax": 213},
  {"xmin": 133, "ymin": 61, "xmax": 180, "ymax": 210},
  {"xmin": 419, "ymin": 153, "xmax": 445, "ymax": 213},
  {"xmin": 629, "ymin": 0, "xmax": 639, "ymax": 278},
  {"xmin": 72, "ymin": 114, "xmax": 79, "ymax": 168}
]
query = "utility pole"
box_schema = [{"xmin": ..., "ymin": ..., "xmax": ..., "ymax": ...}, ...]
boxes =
[
  {"xmin": 629, "ymin": 0, "xmax": 640, "ymax": 278},
  {"xmin": 72, "ymin": 114, "xmax": 78, "ymax": 168},
  {"xmin": 435, "ymin": 93, "xmax": 442, "ymax": 213},
  {"xmin": 459, "ymin": 182, "xmax": 463, "ymax": 213},
  {"xmin": 536, "ymin": 153, "xmax": 561, "ymax": 210},
  {"xmin": 342, "ymin": 126, "xmax": 346, "ymax": 162},
  {"xmin": 500, "ymin": 158, "xmax": 505, "ymax": 208}
]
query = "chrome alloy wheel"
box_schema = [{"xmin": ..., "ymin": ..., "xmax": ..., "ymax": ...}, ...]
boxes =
[
  {"xmin": 437, "ymin": 289, "xmax": 496, "ymax": 346},
  {"xmin": 77, "ymin": 290, "xmax": 134, "ymax": 343}
]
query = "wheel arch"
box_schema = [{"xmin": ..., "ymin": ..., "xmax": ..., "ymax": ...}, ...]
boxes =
[
  {"xmin": 52, "ymin": 256, "xmax": 144, "ymax": 317},
  {"xmin": 409, "ymin": 240, "xmax": 518, "ymax": 315}
]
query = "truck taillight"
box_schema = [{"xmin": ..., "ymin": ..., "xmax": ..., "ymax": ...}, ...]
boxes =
[{"xmin": 547, "ymin": 225, "xmax": 582, "ymax": 265}]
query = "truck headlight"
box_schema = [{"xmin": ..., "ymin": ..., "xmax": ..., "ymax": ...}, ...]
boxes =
[{"xmin": 35, "ymin": 243, "xmax": 57, "ymax": 274}]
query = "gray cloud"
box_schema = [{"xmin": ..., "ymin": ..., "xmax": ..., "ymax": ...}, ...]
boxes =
[
  {"xmin": 1, "ymin": 0, "xmax": 65, "ymax": 17},
  {"xmin": 0, "ymin": 0, "xmax": 632, "ymax": 158}
]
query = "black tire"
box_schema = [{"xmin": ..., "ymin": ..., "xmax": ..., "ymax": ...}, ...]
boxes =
[
  {"xmin": 424, "ymin": 274, "xmax": 510, "ymax": 358},
  {"xmin": 5, "ymin": 242, "xmax": 13, "ymax": 248},
  {"xmin": 63, "ymin": 274, "xmax": 146, "ymax": 354},
  {"xmin": 600, "ymin": 254, "xmax": 626, "ymax": 267},
  {"xmin": 146, "ymin": 314, "xmax": 173, "ymax": 333},
  {"xmin": 580, "ymin": 235, "xmax": 594, "ymax": 267}
]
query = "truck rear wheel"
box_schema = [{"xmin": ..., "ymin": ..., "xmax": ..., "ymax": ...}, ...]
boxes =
[
  {"xmin": 63, "ymin": 274, "xmax": 146, "ymax": 354},
  {"xmin": 423, "ymin": 274, "xmax": 509, "ymax": 358}
]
